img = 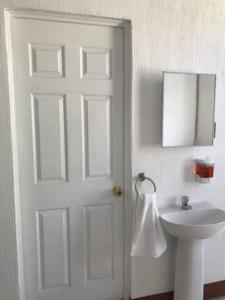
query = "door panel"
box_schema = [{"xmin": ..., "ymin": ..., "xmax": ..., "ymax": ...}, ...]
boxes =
[
  {"xmin": 28, "ymin": 43, "xmax": 65, "ymax": 78},
  {"xmin": 31, "ymin": 94, "xmax": 68, "ymax": 182},
  {"xmin": 85, "ymin": 204, "xmax": 113, "ymax": 282},
  {"xmin": 82, "ymin": 95, "xmax": 111, "ymax": 178},
  {"xmin": 10, "ymin": 15, "xmax": 124, "ymax": 300},
  {"xmin": 36, "ymin": 209, "xmax": 70, "ymax": 291}
]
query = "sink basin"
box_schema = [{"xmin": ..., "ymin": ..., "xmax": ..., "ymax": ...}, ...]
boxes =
[
  {"xmin": 160, "ymin": 206, "xmax": 225, "ymax": 300},
  {"xmin": 161, "ymin": 208, "xmax": 225, "ymax": 239}
]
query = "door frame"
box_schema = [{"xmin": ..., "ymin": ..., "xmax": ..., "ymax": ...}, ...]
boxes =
[{"xmin": 3, "ymin": 8, "xmax": 132, "ymax": 300}]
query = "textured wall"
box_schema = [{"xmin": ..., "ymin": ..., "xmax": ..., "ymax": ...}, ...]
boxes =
[{"xmin": 1, "ymin": 0, "xmax": 225, "ymax": 299}]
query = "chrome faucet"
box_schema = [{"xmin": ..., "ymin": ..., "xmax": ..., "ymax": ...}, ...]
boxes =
[{"xmin": 181, "ymin": 196, "xmax": 192, "ymax": 210}]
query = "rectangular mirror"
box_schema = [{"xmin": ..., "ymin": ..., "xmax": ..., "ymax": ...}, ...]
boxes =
[{"xmin": 162, "ymin": 72, "xmax": 216, "ymax": 147}]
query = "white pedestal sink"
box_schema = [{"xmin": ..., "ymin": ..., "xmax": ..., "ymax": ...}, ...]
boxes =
[{"xmin": 160, "ymin": 206, "xmax": 225, "ymax": 300}]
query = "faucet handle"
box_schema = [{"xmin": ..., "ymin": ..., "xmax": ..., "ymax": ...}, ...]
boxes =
[
  {"xmin": 181, "ymin": 195, "xmax": 189, "ymax": 205},
  {"xmin": 181, "ymin": 195, "xmax": 192, "ymax": 210}
]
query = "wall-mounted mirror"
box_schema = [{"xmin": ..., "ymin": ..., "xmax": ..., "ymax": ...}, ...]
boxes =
[{"xmin": 162, "ymin": 72, "xmax": 216, "ymax": 147}]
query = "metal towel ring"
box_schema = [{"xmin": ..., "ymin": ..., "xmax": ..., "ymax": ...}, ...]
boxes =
[{"xmin": 135, "ymin": 172, "xmax": 157, "ymax": 197}]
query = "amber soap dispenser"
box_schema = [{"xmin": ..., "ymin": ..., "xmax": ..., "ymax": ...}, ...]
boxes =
[{"xmin": 195, "ymin": 157, "xmax": 214, "ymax": 183}]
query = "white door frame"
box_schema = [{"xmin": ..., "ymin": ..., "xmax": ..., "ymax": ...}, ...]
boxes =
[{"xmin": 2, "ymin": 7, "xmax": 132, "ymax": 300}]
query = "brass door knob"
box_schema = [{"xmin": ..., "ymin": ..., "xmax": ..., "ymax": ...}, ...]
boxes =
[{"xmin": 112, "ymin": 186, "xmax": 123, "ymax": 197}]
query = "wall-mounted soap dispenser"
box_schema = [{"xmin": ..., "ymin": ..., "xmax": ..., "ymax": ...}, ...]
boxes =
[{"xmin": 195, "ymin": 157, "xmax": 214, "ymax": 183}]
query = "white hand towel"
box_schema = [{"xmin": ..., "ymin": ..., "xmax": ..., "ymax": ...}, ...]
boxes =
[{"xmin": 131, "ymin": 193, "xmax": 167, "ymax": 258}]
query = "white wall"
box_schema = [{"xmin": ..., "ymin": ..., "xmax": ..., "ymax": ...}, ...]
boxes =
[{"xmin": 2, "ymin": 0, "xmax": 225, "ymax": 299}]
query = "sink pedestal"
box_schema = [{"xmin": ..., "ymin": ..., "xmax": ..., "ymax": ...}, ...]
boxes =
[{"xmin": 174, "ymin": 239, "xmax": 204, "ymax": 300}]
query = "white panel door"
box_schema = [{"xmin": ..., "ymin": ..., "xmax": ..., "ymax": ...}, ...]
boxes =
[{"xmin": 9, "ymin": 15, "xmax": 124, "ymax": 300}]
